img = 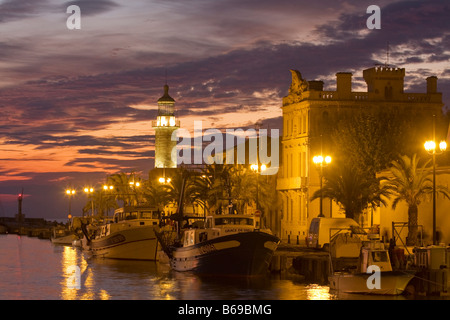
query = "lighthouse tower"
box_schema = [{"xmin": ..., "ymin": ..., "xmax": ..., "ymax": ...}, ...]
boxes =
[{"xmin": 152, "ymin": 84, "xmax": 179, "ymax": 168}]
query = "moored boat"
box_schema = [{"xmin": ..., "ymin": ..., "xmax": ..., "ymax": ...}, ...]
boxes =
[
  {"xmin": 85, "ymin": 206, "xmax": 161, "ymax": 260},
  {"xmin": 158, "ymin": 212, "xmax": 280, "ymax": 276},
  {"xmin": 51, "ymin": 227, "xmax": 77, "ymax": 245},
  {"xmin": 328, "ymin": 240, "xmax": 416, "ymax": 295}
]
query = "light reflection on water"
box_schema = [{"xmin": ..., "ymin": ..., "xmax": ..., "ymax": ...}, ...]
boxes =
[{"xmin": 0, "ymin": 234, "xmax": 412, "ymax": 300}]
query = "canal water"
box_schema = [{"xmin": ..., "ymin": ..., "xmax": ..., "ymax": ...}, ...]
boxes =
[{"xmin": 0, "ymin": 234, "xmax": 437, "ymax": 301}]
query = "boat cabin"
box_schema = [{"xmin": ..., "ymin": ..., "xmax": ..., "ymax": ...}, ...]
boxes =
[
  {"xmin": 182, "ymin": 214, "xmax": 260, "ymax": 248},
  {"xmin": 359, "ymin": 242, "xmax": 393, "ymax": 273},
  {"xmin": 113, "ymin": 206, "xmax": 161, "ymax": 223},
  {"xmin": 94, "ymin": 206, "xmax": 160, "ymax": 239}
]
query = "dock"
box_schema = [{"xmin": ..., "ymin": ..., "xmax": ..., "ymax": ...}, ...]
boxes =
[
  {"xmin": 270, "ymin": 242, "xmax": 450, "ymax": 297},
  {"xmin": 270, "ymin": 243, "xmax": 330, "ymax": 283},
  {"xmin": 0, "ymin": 217, "xmax": 61, "ymax": 239}
]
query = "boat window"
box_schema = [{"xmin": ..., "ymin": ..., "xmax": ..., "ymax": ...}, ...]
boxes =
[
  {"xmin": 125, "ymin": 213, "xmax": 137, "ymax": 220},
  {"xmin": 215, "ymin": 218, "xmax": 254, "ymax": 226},
  {"xmin": 186, "ymin": 231, "xmax": 195, "ymax": 246},
  {"xmin": 205, "ymin": 217, "xmax": 213, "ymax": 228},
  {"xmin": 309, "ymin": 220, "xmax": 319, "ymax": 233},
  {"xmin": 140, "ymin": 211, "xmax": 152, "ymax": 219},
  {"xmin": 371, "ymin": 251, "xmax": 388, "ymax": 263}
]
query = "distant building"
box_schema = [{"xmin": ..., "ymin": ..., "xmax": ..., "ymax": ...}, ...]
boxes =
[{"xmin": 277, "ymin": 66, "xmax": 445, "ymax": 243}]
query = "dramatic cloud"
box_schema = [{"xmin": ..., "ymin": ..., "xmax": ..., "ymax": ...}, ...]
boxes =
[
  {"xmin": 1, "ymin": 0, "xmax": 449, "ymax": 218},
  {"xmin": 63, "ymin": 0, "xmax": 119, "ymax": 16}
]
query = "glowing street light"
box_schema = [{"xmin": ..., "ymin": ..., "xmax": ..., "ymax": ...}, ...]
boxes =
[
  {"xmin": 424, "ymin": 135, "xmax": 447, "ymax": 245},
  {"xmin": 129, "ymin": 181, "xmax": 141, "ymax": 187},
  {"xmin": 251, "ymin": 163, "xmax": 267, "ymax": 212},
  {"xmin": 313, "ymin": 154, "xmax": 332, "ymax": 217},
  {"xmin": 65, "ymin": 189, "xmax": 76, "ymax": 216},
  {"xmin": 84, "ymin": 187, "xmax": 95, "ymax": 217},
  {"xmin": 159, "ymin": 177, "xmax": 171, "ymax": 184}
]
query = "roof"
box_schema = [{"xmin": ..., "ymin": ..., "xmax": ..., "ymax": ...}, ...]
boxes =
[{"xmin": 158, "ymin": 84, "xmax": 175, "ymax": 103}]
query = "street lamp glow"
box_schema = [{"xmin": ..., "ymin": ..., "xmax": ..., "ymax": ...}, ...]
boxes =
[
  {"xmin": 260, "ymin": 164, "xmax": 267, "ymax": 172},
  {"xmin": 312, "ymin": 156, "xmax": 323, "ymax": 164},
  {"xmin": 425, "ymin": 140, "xmax": 447, "ymax": 154},
  {"xmin": 313, "ymin": 154, "xmax": 332, "ymax": 218},
  {"xmin": 424, "ymin": 140, "xmax": 436, "ymax": 152},
  {"xmin": 424, "ymin": 135, "xmax": 447, "ymax": 244},
  {"xmin": 313, "ymin": 155, "xmax": 331, "ymax": 165},
  {"xmin": 250, "ymin": 164, "xmax": 258, "ymax": 171},
  {"xmin": 66, "ymin": 189, "xmax": 75, "ymax": 195}
]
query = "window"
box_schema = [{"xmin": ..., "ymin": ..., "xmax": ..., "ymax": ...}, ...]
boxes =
[{"xmin": 215, "ymin": 218, "xmax": 254, "ymax": 226}]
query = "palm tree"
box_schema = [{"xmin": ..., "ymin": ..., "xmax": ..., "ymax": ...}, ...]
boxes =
[
  {"xmin": 311, "ymin": 161, "xmax": 391, "ymax": 222},
  {"xmin": 107, "ymin": 172, "xmax": 142, "ymax": 206},
  {"xmin": 82, "ymin": 189, "xmax": 118, "ymax": 218},
  {"xmin": 141, "ymin": 180, "xmax": 172, "ymax": 210},
  {"xmin": 384, "ymin": 154, "xmax": 450, "ymax": 246}
]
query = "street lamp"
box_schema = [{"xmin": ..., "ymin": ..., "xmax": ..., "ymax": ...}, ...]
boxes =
[
  {"xmin": 424, "ymin": 137, "xmax": 447, "ymax": 245},
  {"xmin": 250, "ymin": 163, "xmax": 267, "ymax": 211},
  {"xmin": 65, "ymin": 188, "xmax": 76, "ymax": 216},
  {"xmin": 158, "ymin": 177, "xmax": 171, "ymax": 184},
  {"xmin": 84, "ymin": 187, "xmax": 95, "ymax": 217},
  {"xmin": 313, "ymin": 155, "xmax": 332, "ymax": 217},
  {"xmin": 102, "ymin": 185, "xmax": 114, "ymax": 217}
]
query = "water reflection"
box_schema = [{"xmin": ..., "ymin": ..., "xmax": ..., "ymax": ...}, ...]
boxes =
[
  {"xmin": 0, "ymin": 235, "xmax": 431, "ymax": 300},
  {"xmin": 305, "ymin": 284, "xmax": 335, "ymax": 300}
]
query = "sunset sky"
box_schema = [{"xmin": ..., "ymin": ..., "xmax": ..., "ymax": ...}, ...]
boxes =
[{"xmin": 1, "ymin": 0, "xmax": 450, "ymax": 219}]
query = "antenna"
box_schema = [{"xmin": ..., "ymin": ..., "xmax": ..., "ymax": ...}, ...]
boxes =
[
  {"xmin": 165, "ymin": 68, "xmax": 168, "ymax": 85},
  {"xmin": 386, "ymin": 41, "xmax": 390, "ymax": 67}
]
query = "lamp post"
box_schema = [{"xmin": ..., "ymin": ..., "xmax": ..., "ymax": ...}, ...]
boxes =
[
  {"xmin": 65, "ymin": 188, "xmax": 76, "ymax": 216},
  {"xmin": 129, "ymin": 180, "xmax": 141, "ymax": 206},
  {"xmin": 102, "ymin": 185, "xmax": 114, "ymax": 218},
  {"xmin": 250, "ymin": 163, "xmax": 267, "ymax": 211},
  {"xmin": 424, "ymin": 124, "xmax": 447, "ymax": 245},
  {"xmin": 313, "ymin": 155, "xmax": 332, "ymax": 217},
  {"xmin": 84, "ymin": 187, "xmax": 95, "ymax": 217}
]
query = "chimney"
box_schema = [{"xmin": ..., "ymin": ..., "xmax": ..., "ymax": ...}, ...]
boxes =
[
  {"xmin": 427, "ymin": 76, "xmax": 438, "ymax": 94},
  {"xmin": 336, "ymin": 72, "xmax": 352, "ymax": 99},
  {"xmin": 308, "ymin": 80, "xmax": 324, "ymax": 91}
]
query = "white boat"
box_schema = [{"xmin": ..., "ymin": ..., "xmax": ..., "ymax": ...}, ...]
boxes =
[
  {"xmin": 51, "ymin": 227, "xmax": 76, "ymax": 245},
  {"xmin": 158, "ymin": 212, "xmax": 280, "ymax": 276},
  {"xmin": 85, "ymin": 206, "xmax": 161, "ymax": 260},
  {"xmin": 329, "ymin": 241, "xmax": 416, "ymax": 295}
]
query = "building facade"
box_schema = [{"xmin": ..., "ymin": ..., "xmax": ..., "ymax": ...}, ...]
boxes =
[{"xmin": 277, "ymin": 66, "xmax": 444, "ymax": 243}]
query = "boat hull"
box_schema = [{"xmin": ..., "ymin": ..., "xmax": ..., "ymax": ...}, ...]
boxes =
[
  {"xmin": 170, "ymin": 231, "xmax": 279, "ymax": 276},
  {"xmin": 90, "ymin": 225, "xmax": 159, "ymax": 260},
  {"xmin": 51, "ymin": 234, "xmax": 76, "ymax": 245},
  {"xmin": 329, "ymin": 271, "xmax": 415, "ymax": 295}
]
